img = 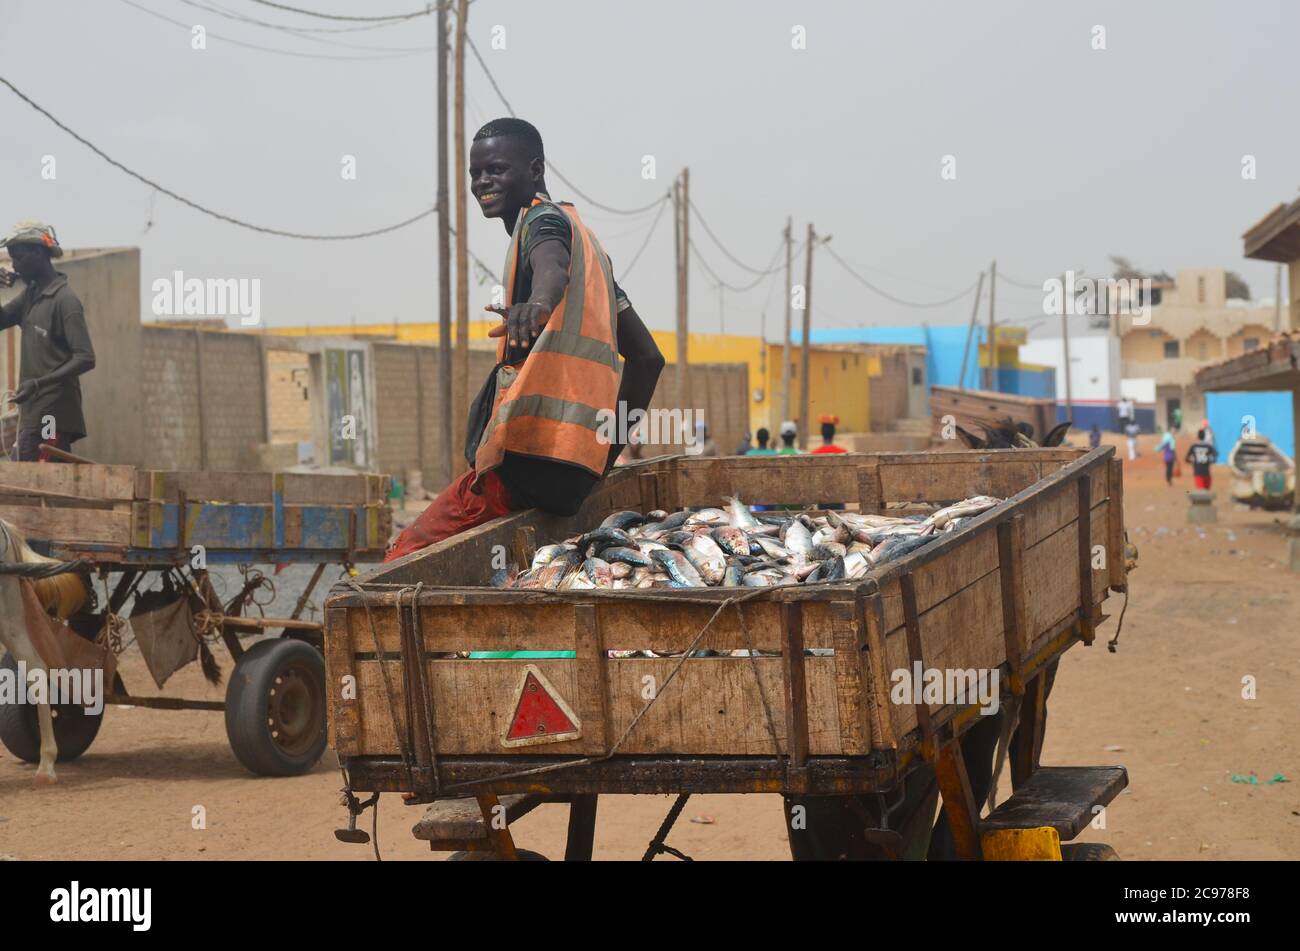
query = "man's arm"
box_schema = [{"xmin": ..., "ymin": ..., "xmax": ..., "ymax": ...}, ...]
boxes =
[
  {"xmin": 606, "ymin": 302, "xmax": 665, "ymax": 470},
  {"xmin": 487, "ymin": 239, "xmax": 570, "ymax": 347}
]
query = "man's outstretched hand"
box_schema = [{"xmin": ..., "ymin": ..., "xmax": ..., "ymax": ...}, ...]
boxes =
[{"xmin": 486, "ymin": 303, "xmax": 553, "ymax": 348}]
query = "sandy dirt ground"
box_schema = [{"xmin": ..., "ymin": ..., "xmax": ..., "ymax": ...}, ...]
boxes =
[{"xmin": 1, "ymin": 436, "xmax": 1296, "ymax": 861}]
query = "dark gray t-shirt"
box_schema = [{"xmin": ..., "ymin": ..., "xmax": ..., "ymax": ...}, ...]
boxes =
[{"xmin": 0, "ymin": 272, "xmax": 95, "ymax": 435}]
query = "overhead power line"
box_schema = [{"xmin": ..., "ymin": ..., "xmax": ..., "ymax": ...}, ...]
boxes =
[
  {"xmin": 246, "ymin": 0, "xmax": 436, "ymax": 21},
  {"xmin": 174, "ymin": 0, "xmax": 436, "ymax": 51},
  {"xmin": 688, "ymin": 199, "xmax": 783, "ymax": 276},
  {"xmin": 117, "ymin": 0, "xmax": 421, "ymax": 60},
  {"xmin": 463, "ymin": 33, "xmax": 664, "ymax": 216},
  {"xmin": 996, "ymin": 269, "xmax": 1049, "ymax": 290},
  {"xmin": 0, "ymin": 76, "xmax": 436, "ymax": 240},
  {"xmin": 617, "ymin": 194, "xmax": 671, "ymax": 282},
  {"xmin": 689, "ymin": 238, "xmax": 783, "ymax": 293},
  {"xmin": 824, "ymin": 243, "xmax": 980, "ymax": 308}
]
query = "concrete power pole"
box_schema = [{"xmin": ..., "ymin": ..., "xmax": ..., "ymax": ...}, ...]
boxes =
[
  {"xmin": 452, "ymin": 0, "xmax": 469, "ymax": 475},
  {"xmin": 957, "ymin": 270, "xmax": 986, "ymax": 391},
  {"xmin": 798, "ymin": 223, "xmax": 815, "ymax": 450},
  {"xmin": 781, "ymin": 217, "xmax": 792, "ymax": 425},
  {"xmin": 985, "ymin": 259, "xmax": 997, "ymax": 391},
  {"xmin": 436, "ymin": 1, "xmax": 452, "ymax": 485},
  {"xmin": 674, "ymin": 169, "xmax": 692, "ymax": 412}
]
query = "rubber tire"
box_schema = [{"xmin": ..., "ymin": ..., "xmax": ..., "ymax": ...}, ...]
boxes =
[
  {"xmin": 0, "ymin": 651, "xmax": 110, "ymax": 763},
  {"xmin": 1060, "ymin": 842, "xmax": 1121, "ymax": 861},
  {"xmin": 446, "ymin": 849, "xmax": 549, "ymax": 862},
  {"xmin": 224, "ymin": 637, "xmax": 327, "ymax": 777}
]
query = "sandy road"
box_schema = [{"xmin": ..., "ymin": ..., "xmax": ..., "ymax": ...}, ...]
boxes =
[{"xmin": 1, "ymin": 446, "xmax": 1296, "ymax": 860}]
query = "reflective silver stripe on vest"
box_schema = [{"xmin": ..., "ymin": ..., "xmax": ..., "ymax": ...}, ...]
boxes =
[{"xmin": 493, "ymin": 393, "xmax": 606, "ymax": 433}]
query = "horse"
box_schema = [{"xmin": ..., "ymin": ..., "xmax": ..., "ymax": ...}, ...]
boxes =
[{"xmin": 0, "ymin": 517, "xmax": 89, "ymax": 784}]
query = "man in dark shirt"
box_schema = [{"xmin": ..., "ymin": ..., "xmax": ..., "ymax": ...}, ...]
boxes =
[
  {"xmin": 1185, "ymin": 429, "xmax": 1218, "ymax": 490},
  {"xmin": 0, "ymin": 223, "xmax": 96, "ymax": 461},
  {"xmin": 386, "ymin": 119, "xmax": 664, "ymax": 561}
]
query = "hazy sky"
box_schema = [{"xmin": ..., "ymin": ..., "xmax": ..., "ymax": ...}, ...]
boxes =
[{"xmin": 3, "ymin": 0, "xmax": 1296, "ymax": 340}]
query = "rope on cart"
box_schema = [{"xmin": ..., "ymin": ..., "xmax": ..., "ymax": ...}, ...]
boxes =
[
  {"xmin": 344, "ymin": 579, "xmax": 418, "ymax": 789},
  {"xmin": 1106, "ymin": 586, "xmax": 1129, "ymax": 653},
  {"xmin": 641, "ymin": 793, "xmax": 694, "ymax": 862},
  {"xmin": 734, "ymin": 602, "xmax": 783, "ymax": 763}
]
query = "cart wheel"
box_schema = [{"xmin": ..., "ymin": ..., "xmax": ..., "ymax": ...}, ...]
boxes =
[
  {"xmin": 446, "ymin": 849, "xmax": 549, "ymax": 862},
  {"xmin": 0, "ymin": 651, "xmax": 118, "ymax": 763},
  {"xmin": 224, "ymin": 637, "xmax": 326, "ymax": 777},
  {"xmin": 1060, "ymin": 842, "xmax": 1120, "ymax": 861}
]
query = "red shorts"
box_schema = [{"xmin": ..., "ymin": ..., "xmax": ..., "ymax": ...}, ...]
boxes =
[
  {"xmin": 1194, "ymin": 474, "xmax": 1211, "ymax": 490},
  {"xmin": 384, "ymin": 468, "xmax": 515, "ymax": 562}
]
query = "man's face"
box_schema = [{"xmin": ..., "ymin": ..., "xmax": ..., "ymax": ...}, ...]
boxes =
[
  {"xmin": 469, "ymin": 136, "xmax": 540, "ymax": 220},
  {"xmin": 6, "ymin": 243, "xmax": 47, "ymax": 280}
]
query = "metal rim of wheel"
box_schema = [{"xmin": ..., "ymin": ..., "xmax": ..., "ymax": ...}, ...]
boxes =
[{"xmin": 266, "ymin": 660, "xmax": 324, "ymax": 758}]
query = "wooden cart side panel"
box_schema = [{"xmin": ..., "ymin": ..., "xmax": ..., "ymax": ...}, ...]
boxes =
[
  {"xmin": 0, "ymin": 461, "xmax": 136, "ymax": 500},
  {"xmin": 878, "ymin": 498, "xmax": 1112, "ymax": 741},
  {"xmin": 324, "ymin": 606, "xmax": 360, "ymax": 754},
  {"xmin": 0, "ymin": 503, "xmax": 132, "ymax": 545},
  {"xmin": 350, "ymin": 656, "xmax": 844, "ymax": 756},
  {"xmin": 665, "ymin": 451, "xmax": 1084, "ymax": 511}
]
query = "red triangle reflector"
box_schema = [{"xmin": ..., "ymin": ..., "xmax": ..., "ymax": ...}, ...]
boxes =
[{"xmin": 502, "ymin": 665, "xmax": 582, "ymax": 748}]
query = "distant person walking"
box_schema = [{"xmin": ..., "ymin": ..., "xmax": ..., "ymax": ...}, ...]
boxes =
[
  {"xmin": 1157, "ymin": 428, "xmax": 1177, "ymax": 486},
  {"xmin": 1185, "ymin": 429, "xmax": 1218, "ymax": 490},
  {"xmin": 1171, "ymin": 405, "xmax": 1183, "ymax": 434},
  {"xmin": 1088, "ymin": 424, "xmax": 1101, "ymax": 450},
  {"xmin": 1116, "ymin": 397, "xmax": 1135, "ymax": 434},
  {"xmin": 810, "ymin": 415, "xmax": 848, "ymax": 455},
  {"xmin": 1200, "ymin": 418, "xmax": 1215, "ymax": 449},
  {"xmin": 746, "ymin": 427, "xmax": 777, "ymax": 456},
  {"xmin": 777, "ymin": 421, "xmax": 800, "ymax": 455},
  {"xmin": 1124, "ymin": 419, "xmax": 1140, "ymax": 461}
]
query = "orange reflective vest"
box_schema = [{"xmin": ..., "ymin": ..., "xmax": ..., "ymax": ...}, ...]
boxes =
[{"xmin": 473, "ymin": 197, "xmax": 621, "ymax": 482}]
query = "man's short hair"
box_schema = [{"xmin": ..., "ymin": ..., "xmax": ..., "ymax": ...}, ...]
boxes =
[
  {"xmin": 474, "ymin": 118, "xmax": 544, "ymax": 158},
  {"xmin": 1197, "ymin": 428, "xmax": 1206, "ymax": 440},
  {"xmin": 756, "ymin": 427, "xmax": 770, "ymax": 444}
]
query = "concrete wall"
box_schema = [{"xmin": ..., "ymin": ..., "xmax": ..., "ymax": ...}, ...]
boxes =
[
  {"xmin": 0, "ymin": 247, "xmax": 142, "ymax": 463},
  {"xmin": 140, "ymin": 326, "xmax": 267, "ymax": 470}
]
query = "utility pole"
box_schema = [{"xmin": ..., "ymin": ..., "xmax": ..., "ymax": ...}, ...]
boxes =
[
  {"xmin": 674, "ymin": 169, "xmax": 691, "ymax": 411},
  {"xmin": 436, "ymin": 0, "xmax": 452, "ymax": 485},
  {"xmin": 781, "ymin": 216, "xmax": 793, "ymax": 425},
  {"xmin": 985, "ymin": 259, "xmax": 996, "ymax": 391},
  {"xmin": 1061, "ymin": 271, "xmax": 1073, "ymax": 424},
  {"xmin": 451, "ymin": 0, "xmax": 469, "ymax": 475},
  {"xmin": 957, "ymin": 270, "xmax": 986, "ymax": 391},
  {"xmin": 798, "ymin": 223, "xmax": 815, "ymax": 450}
]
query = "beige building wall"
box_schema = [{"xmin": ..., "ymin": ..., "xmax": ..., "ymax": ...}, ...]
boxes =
[{"xmin": 1118, "ymin": 267, "xmax": 1280, "ymax": 430}]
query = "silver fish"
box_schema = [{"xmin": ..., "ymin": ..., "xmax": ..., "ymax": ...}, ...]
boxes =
[
  {"xmin": 681, "ymin": 534, "xmax": 727, "ymax": 585},
  {"xmin": 711, "ymin": 526, "xmax": 751, "ymax": 557},
  {"xmin": 724, "ymin": 495, "xmax": 761, "ymax": 531},
  {"xmin": 783, "ymin": 519, "xmax": 813, "ymax": 559},
  {"xmin": 650, "ymin": 548, "xmax": 706, "ymax": 587},
  {"xmin": 583, "ymin": 558, "xmax": 614, "ymax": 588},
  {"xmin": 531, "ymin": 544, "xmax": 570, "ymax": 570}
]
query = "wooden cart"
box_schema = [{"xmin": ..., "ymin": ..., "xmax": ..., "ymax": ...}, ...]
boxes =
[
  {"xmin": 324, "ymin": 447, "xmax": 1129, "ymax": 860},
  {"xmin": 0, "ymin": 462, "xmax": 390, "ymax": 776}
]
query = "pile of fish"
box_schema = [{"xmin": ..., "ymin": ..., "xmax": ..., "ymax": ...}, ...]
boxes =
[{"xmin": 496, "ymin": 495, "xmax": 1004, "ymax": 591}]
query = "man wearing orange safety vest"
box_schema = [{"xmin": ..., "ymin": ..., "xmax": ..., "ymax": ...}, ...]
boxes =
[{"xmin": 386, "ymin": 118, "xmax": 665, "ymax": 562}]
